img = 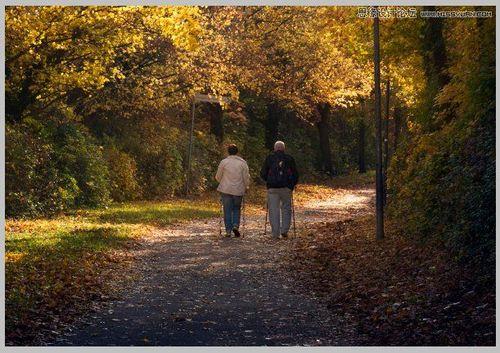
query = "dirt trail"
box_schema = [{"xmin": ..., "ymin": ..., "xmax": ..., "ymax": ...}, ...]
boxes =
[{"xmin": 51, "ymin": 185, "xmax": 374, "ymax": 346}]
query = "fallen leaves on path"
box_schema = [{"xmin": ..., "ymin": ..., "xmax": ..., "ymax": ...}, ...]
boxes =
[
  {"xmin": 5, "ymin": 241, "xmax": 140, "ymax": 345},
  {"xmin": 285, "ymin": 216, "xmax": 495, "ymax": 345}
]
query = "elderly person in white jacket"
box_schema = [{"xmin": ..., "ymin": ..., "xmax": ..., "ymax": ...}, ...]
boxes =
[{"xmin": 215, "ymin": 144, "xmax": 251, "ymax": 237}]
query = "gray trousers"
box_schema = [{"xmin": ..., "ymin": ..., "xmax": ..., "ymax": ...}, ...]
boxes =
[{"xmin": 267, "ymin": 187, "xmax": 292, "ymax": 237}]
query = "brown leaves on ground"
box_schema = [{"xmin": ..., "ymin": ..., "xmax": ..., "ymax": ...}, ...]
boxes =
[
  {"xmin": 286, "ymin": 216, "xmax": 495, "ymax": 346},
  {"xmin": 5, "ymin": 242, "xmax": 139, "ymax": 345}
]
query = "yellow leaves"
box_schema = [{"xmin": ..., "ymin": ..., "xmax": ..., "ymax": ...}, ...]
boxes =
[
  {"xmin": 5, "ymin": 6, "xmax": 426, "ymax": 122},
  {"xmin": 5, "ymin": 253, "xmax": 25, "ymax": 263},
  {"xmin": 139, "ymin": 6, "xmax": 203, "ymax": 52},
  {"xmin": 407, "ymin": 120, "xmax": 420, "ymax": 133},
  {"xmin": 111, "ymin": 67, "xmax": 125, "ymax": 80},
  {"xmin": 236, "ymin": 6, "xmax": 375, "ymax": 112}
]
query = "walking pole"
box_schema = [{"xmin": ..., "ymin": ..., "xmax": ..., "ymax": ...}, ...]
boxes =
[
  {"xmin": 292, "ymin": 192, "xmax": 296, "ymax": 237},
  {"xmin": 264, "ymin": 199, "xmax": 268, "ymax": 236},
  {"xmin": 241, "ymin": 196, "xmax": 246, "ymax": 238},
  {"xmin": 219, "ymin": 200, "xmax": 223, "ymax": 237}
]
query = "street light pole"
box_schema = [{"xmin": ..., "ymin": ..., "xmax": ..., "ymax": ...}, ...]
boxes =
[
  {"xmin": 185, "ymin": 97, "xmax": 196, "ymax": 196},
  {"xmin": 383, "ymin": 79, "xmax": 390, "ymax": 206},
  {"xmin": 373, "ymin": 8, "xmax": 384, "ymax": 240}
]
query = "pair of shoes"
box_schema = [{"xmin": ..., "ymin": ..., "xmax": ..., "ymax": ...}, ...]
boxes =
[
  {"xmin": 233, "ymin": 227, "xmax": 241, "ymax": 237},
  {"xmin": 281, "ymin": 232, "xmax": 288, "ymax": 238}
]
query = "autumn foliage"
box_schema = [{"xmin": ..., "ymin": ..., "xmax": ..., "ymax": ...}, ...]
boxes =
[{"xmin": 4, "ymin": 5, "xmax": 496, "ymax": 346}]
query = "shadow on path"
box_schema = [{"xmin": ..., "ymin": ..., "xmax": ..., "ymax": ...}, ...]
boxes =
[{"xmin": 51, "ymin": 186, "xmax": 374, "ymax": 346}]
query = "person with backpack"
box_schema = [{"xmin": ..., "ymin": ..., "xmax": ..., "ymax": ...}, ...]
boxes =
[
  {"xmin": 215, "ymin": 144, "xmax": 251, "ymax": 237},
  {"xmin": 260, "ymin": 141, "xmax": 299, "ymax": 239}
]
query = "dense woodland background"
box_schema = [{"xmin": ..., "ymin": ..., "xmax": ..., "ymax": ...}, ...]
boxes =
[{"xmin": 5, "ymin": 6, "xmax": 495, "ymax": 273}]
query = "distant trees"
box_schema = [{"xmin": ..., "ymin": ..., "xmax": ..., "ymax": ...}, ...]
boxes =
[
  {"xmin": 264, "ymin": 102, "xmax": 281, "ymax": 150},
  {"xmin": 238, "ymin": 7, "xmax": 373, "ymax": 172}
]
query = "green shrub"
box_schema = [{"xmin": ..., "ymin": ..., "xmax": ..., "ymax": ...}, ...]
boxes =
[
  {"xmin": 55, "ymin": 123, "xmax": 111, "ymax": 207},
  {"xmin": 122, "ymin": 122, "xmax": 188, "ymax": 198},
  {"xmin": 388, "ymin": 113, "xmax": 495, "ymax": 269},
  {"xmin": 6, "ymin": 119, "xmax": 112, "ymax": 217},
  {"xmin": 104, "ymin": 145, "xmax": 142, "ymax": 202},
  {"xmin": 6, "ymin": 120, "xmax": 79, "ymax": 217}
]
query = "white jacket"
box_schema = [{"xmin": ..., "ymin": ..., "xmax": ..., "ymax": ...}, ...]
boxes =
[{"xmin": 215, "ymin": 155, "xmax": 250, "ymax": 196}]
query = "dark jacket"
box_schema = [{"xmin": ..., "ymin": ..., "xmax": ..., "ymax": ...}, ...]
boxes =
[{"xmin": 260, "ymin": 151, "xmax": 299, "ymax": 190}]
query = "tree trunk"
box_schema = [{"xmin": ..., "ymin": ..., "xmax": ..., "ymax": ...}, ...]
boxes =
[
  {"xmin": 206, "ymin": 102, "xmax": 224, "ymax": 144},
  {"xmin": 6, "ymin": 66, "xmax": 37, "ymax": 122},
  {"xmin": 265, "ymin": 102, "xmax": 280, "ymax": 150},
  {"xmin": 317, "ymin": 103, "xmax": 334, "ymax": 176},
  {"xmin": 422, "ymin": 6, "xmax": 450, "ymax": 90},
  {"xmin": 358, "ymin": 118, "xmax": 366, "ymax": 174},
  {"xmin": 393, "ymin": 104, "xmax": 402, "ymax": 151},
  {"xmin": 421, "ymin": 6, "xmax": 452, "ymax": 128},
  {"xmin": 373, "ymin": 11, "xmax": 384, "ymax": 240}
]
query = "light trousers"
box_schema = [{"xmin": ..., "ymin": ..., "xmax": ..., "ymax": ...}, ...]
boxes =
[{"xmin": 267, "ymin": 187, "xmax": 292, "ymax": 238}]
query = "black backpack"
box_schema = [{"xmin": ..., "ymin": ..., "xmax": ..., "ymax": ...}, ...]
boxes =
[{"xmin": 267, "ymin": 153, "xmax": 293, "ymax": 187}]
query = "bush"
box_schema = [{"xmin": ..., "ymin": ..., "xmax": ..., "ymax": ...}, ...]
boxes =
[
  {"xmin": 122, "ymin": 121, "xmax": 188, "ymax": 198},
  {"xmin": 388, "ymin": 15, "xmax": 495, "ymax": 272},
  {"xmin": 188, "ymin": 131, "xmax": 221, "ymax": 194},
  {"xmin": 55, "ymin": 123, "xmax": 111, "ymax": 207},
  {"xmin": 104, "ymin": 145, "xmax": 142, "ymax": 202},
  {"xmin": 387, "ymin": 113, "xmax": 495, "ymax": 269},
  {"xmin": 6, "ymin": 120, "xmax": 80, "ymax": 217},
  {"xmin": 6, "ymin": 119, "xmax": 112, "ymax": 217}
]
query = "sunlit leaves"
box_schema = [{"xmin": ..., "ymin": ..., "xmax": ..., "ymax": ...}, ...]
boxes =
[{"xmin": 6, "ymin": 6, "xmax": 205, "ymax": 119}]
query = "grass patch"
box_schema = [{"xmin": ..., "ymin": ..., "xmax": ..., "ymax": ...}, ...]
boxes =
[
  {"xmin": 5, "ymin": 218, "xmax": 143, "ymax": 345},
  {"xmin": 90, "ymin": 200, "xmax": 219, "ymax": 227},
  {"xmin": 5, "ymin": 198, "xmax": 220, "ymax": 345}
]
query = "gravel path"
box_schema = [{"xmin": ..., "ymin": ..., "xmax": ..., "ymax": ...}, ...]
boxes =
[{"xmin": 52, "ymin": 186, "xmax": 374, "ymax": 346}]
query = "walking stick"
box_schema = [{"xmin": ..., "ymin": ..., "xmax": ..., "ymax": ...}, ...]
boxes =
[
  {"xmin": 241, "ymin": 196, "xmax": 246, "ymax": 238},
  {"xmin": 264, "ymin": 199, "xmax": 268, "ymax": 236},
  {"xmin": 219, "ymin": 199, "xmax": 223, "ymax": 237},
  {"xmin": 292, "ymin": 192, "xmax": 296, "ymax": 237}
]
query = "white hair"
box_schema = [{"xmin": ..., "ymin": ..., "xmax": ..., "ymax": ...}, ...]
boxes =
[{"xmin": 274, "ymin": 141, "xmax": 285, "ymax": 151}]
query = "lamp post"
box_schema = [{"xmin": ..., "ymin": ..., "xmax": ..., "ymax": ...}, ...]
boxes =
[{"xmin": 373, "ymin": 8, "xmax": 384, "ymax": 240}]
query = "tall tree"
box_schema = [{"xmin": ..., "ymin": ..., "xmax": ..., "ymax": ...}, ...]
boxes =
[
  {"xmin": 358, "ymin": 99, "xmax": 367, "ymax": 174},
  {"xmin": 317, "ymin": 103, "xmax": 335, "ymax": 175},
  {"xmin": 265, "ymin": 102, "xmax": 281, "ymax": 150},
  {"xmin": 238, "ymin": 7, "xmax": 372, "ymax": 173},
  {"xmin": 420, "ymin": 5, "xmax": 452, "ymax": 129}
]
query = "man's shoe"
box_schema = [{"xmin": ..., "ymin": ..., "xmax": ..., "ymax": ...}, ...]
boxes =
[
  {"xmin": 233, "ymin": 227, "xmax": 241, "ymax": 237},
  {"xmin": 281, "ymin": 232, "xmax": 288, "ymax": 238},
  {"xmin": 225, "ymin": 231, "xmax": 232, "ymax": 238}
]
